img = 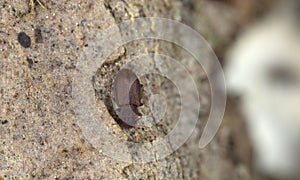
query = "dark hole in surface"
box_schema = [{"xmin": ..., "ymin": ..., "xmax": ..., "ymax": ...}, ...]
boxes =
[
  {"xmin": 17, "ymin": 32, "xmax": 31, "ymax": 48},
  {"xmin": 1, "ymin": 120, "xmax": 8, "ymax": 125}
]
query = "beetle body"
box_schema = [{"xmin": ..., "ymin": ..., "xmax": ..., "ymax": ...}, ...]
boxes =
[{"xmin": 113, "ymin": 69, "xmax": 142, "ymax": 126}]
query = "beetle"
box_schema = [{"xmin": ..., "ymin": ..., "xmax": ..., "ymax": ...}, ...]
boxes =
[{"xmin": 113, "ymin": 69, "xmax": 142, "ymax": 126}]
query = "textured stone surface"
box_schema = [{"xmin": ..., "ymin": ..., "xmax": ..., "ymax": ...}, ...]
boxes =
[{"xmin": 0, "ymin": 0, "xmax": 266, "ymax": 179}]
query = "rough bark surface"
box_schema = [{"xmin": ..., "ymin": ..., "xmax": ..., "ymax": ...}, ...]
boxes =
[{"xmin": 0, "ymin": 0, "xmax": 263, "ymax": 179}]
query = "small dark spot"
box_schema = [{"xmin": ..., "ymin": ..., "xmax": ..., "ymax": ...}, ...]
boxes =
[
  {"xmin": 62, "ymin": 149, "xmax": 68, "ymax": 153},
  {"xmin": 13, "ymin": 92, "xmax": 18, "ymax": 98},
  {"xmin": 37, "ymin": 137, "xmax": 45, "ymax": 145},
  {"xmin": 1, "ymin": 120, "xmax": 8, "ymax": 125},
  {"xmin": 17, "ymin": 32, "xmax": 31, "ymax": 48},
  {"xmin": 26, "ymin": 58, "xmax": 33, "ymax": 68},
  {"xmin": 34, "ymin": 28, "xmax": 43, "ymax": 43}
]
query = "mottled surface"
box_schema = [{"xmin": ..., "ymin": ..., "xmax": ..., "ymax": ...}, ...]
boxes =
[{"xmin": 0, "ymin": 0, "xmax": 265, "ymax": 179}]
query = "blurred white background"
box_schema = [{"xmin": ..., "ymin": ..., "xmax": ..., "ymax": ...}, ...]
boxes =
[{"xmin": 225, "ymin": 0, "xmax": 300, "ymax": 178}]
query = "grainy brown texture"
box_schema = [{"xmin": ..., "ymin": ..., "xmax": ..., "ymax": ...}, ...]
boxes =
[
  {"xmin": 0, "ymin": 0, "xmax": 270, "ymax": 179},
  {"xmin": 1, "ymin": 0, "xmax": 128, "ymax": 179}
]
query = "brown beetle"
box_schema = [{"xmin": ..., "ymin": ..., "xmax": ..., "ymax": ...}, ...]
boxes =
[{"xmin": 113, "ymin": 69, "xmax": 142, "ymax": 126}]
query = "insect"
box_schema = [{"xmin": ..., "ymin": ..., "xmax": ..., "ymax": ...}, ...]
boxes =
[{"xmin": 113, "ymin": 69, "xmax": 142, "ymax": 126}]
